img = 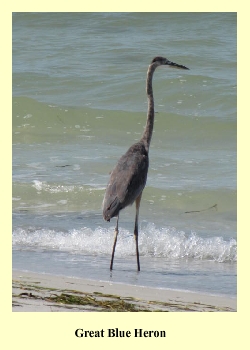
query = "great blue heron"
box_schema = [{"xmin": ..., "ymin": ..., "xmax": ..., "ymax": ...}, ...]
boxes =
[{"xmin": 103, "ymin": 56, "xmax": 189, "ymax": 271}]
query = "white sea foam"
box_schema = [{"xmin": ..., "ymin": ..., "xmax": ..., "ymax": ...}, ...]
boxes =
[
  {"xmin": 31, "ymin": 180, "xmax": 104, "ymax": 194},
  {"xmin": 12, "ymin": 224, "xmax": 236, "ymax": 263}
]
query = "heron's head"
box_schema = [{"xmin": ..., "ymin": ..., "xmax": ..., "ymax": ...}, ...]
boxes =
[{"xmin": 151, "ymin": 56, "xmax": 189, "ymax": 70}]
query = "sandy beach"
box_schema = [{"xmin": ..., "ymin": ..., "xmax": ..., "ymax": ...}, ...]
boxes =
[{"xmin": 12, "ymin": 270, "xmax": 236, "ymax": 312}]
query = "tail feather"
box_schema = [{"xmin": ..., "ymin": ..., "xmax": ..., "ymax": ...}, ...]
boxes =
[{"xmin": 103, "ymin": 196, "xmax": 121, "ymax": 221}]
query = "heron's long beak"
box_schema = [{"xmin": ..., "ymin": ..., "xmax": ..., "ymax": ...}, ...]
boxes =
[{"xmin": 166, "ymin": 60, "xmax": 189, "ymax": 70}]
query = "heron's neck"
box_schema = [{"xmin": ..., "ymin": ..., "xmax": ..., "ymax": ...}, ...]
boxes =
[{"xmin": 141, "ymin": 63, "xmax": 157, "ymax": 152}]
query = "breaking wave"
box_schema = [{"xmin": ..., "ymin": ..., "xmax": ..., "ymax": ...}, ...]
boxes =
[{"xmin": 13, "ymin": 223, "xmax": 236, "ymax": 263}]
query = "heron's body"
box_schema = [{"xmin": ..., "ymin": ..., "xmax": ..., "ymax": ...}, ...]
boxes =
[
  {"xmin": 103, "ymin": 141, "xmax": 148, "ymax": 221},
  {"xmin": 102, "ymin": 56, "xmax": 189, "ymax": 271}
]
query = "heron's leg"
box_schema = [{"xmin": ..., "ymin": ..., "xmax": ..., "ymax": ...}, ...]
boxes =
[
  {"xmin": 134, "ymin": 193, "xmax": 142, "ymax": 272},
  {"xmin": 110, "ymin": 213, "xmax": 119, "ymax": 271}
]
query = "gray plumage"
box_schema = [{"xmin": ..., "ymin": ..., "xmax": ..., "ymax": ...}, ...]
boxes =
[
  {"xmin": 103, "ymin": 56, "xmax": 189, "ymax": 271},
  {"xmin": 103, "ymin": 141, "xmax": 148, "ymax": 221}
]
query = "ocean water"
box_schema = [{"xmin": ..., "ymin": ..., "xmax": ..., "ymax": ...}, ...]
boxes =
[{"xmin": 12, "ymin": 12, "xmax": 237, "ymax": 297}]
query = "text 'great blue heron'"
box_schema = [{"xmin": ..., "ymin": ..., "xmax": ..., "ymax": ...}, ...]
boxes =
[{"xmin": 103, "ymin": 56, "xmax": 189, "ymax": 271}]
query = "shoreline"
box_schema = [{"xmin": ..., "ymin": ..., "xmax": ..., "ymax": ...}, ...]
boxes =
[{"xmin": 12, "ymin": 270, "xmax": 236, "ymax": 312}]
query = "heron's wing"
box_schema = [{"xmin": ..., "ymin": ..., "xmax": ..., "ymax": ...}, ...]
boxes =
[{"xmin": 103, "ymin": 142, "xmax": 149, "ymax": 221}]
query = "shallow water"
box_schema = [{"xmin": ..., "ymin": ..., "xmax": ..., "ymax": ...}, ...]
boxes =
[{"xmin": 12, "ymin": 12, "xmax": 236, "ymax": 296}]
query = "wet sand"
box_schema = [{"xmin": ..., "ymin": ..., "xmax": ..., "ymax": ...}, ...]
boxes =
[{"xmin": 12, "ymin": 270, "xmax": 236, "ymax": 312}]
